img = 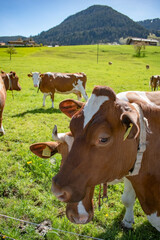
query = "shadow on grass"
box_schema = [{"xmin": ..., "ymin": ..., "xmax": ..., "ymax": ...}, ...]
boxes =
[
  {"xmin": 12, "ymin": 107, "xmax": 61, "ymax": 117},
  {"xmin": 97, "ymin": 208, "xmax": 160, "ymax": 240}
]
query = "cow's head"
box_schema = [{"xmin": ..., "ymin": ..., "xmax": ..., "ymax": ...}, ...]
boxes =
[
  {"xmin": 27, "ymin": 72, "xmax": 41, "ymax": 87},
  {"xmin": 1, "ymin": 71, "xmax": 21, "ymax": 91},
  {"xmin": 30, "ymin": 127, "xmax": 94, "ymax": 224},
  {"xmin": 52, "ymin": 86, "xmax": 140, "ymax": 203},
  {"xmin": 9, "ymin": 71, "xmax": 21, "ymax": 91}
]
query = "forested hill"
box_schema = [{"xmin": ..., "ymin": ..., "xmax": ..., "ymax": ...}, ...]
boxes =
[
  {"xmin": 33, "ymin": 5, "xmax": 149, "ymax": 46},
  {"xmin": 137, "ymin": 18, "xmax": 160, "ymax": 34}
]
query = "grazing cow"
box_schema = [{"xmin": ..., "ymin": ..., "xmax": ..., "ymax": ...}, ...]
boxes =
[
  {"xmin": 30, "ymin": 126, "xmax": 136, "ymax": 227},
  {"xmin": 150, "ymin": 75, "xmax": 160, "ymax": 91},
  {"xmin": 146, "ymin": 64, "xmax": 150, "ymax": 69},
  {"xmin": 0, "ymin": 71, "xmax": 21, "ymax": 135},
  {"xmin": 30, "ymin": 128, "xmax": 94, "ymax": 224},
  {"xmin": 108, "ymin": 62, "xmax": 112, "ymax": 65},
  {"xmin": 1, "ymin": 71, "xmax": 21, "ymax": 91},
  {"xmin": 52, "ymin": 85, "xmax": 160, "ymax": 232},
  {"xmin": 27, "ymin": 72, "xmax": 88, "ymax": 108}
]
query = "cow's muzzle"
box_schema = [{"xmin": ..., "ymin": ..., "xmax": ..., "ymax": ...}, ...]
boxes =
[
  {"xmin": 51, "ymin": 177, "xmax": 72, "ymax": 202},
  {"xmin": 66, "ymin": 207, "xmax": 93, "ymax": 224}
]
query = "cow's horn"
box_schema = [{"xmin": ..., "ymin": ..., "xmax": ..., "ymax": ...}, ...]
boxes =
[{"xmin": 52, "ymin": 125, "xmax": 59, "ymax": 141}]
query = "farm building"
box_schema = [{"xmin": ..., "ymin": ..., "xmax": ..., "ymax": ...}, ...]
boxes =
[
  {"xmin": 8, "ymin": 38, "xmax": 36, "ymax": 47},
  {"xmin": 0, "ymin": 42, "xmax": 5, "ymax": 46},
  {"xmin": 127, "ymin": 37, "xmax": 159, "ymax": 46}
]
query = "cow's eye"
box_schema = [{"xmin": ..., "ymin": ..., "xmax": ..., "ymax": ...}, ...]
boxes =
[{"xmin": 99, "ymin": 137, "xmax": 109, "ymax": 144}]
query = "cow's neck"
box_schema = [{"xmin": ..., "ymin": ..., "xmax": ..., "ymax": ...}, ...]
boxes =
[
  {"xmin": 128, "ymin": 103, "xmax": 148, "ymax": 176},
  {"xmin": 6, "ymin": 74, "xmax": 12, "ymax": 90}
]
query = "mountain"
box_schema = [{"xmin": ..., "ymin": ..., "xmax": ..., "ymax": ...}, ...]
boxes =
[
  {"xmin": 137, "ymin": 18, "xmax": 160, "ymax": 37},
  {"xmin": 33, "ymin": 5, "xmax": 149, "ymax": 46},
  {"xmin": 137, "ymin": 18, "xmax": 160, "ymax": 31}
]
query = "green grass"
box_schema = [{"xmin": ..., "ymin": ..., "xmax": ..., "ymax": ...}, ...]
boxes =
[{"xmin": 0, "ymin": 45, "xmax": 160, "ymax": 240}]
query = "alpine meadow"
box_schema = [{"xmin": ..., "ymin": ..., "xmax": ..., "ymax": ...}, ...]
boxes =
[{"xmin": 0, "ymin": 44, "xmax": 160, "ymax": 240}]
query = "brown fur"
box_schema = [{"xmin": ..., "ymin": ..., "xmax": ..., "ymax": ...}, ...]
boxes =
[
  {"xmin": 150, "ymin": 75, "xmax": 160, "ymax": 91},
  {"xmin": 0, "ymin": 71, "xmax": 21, "ymax": 135},
  {"xmin": 52, "ymin": 86, "xmax": 160, "ymax": 224}
]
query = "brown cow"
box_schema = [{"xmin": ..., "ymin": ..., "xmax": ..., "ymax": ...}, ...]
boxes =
[
  {"xmin": 27, "ymin": 72, "xmax": 88, "ymax": 108},
  {"xmin": 30, "ymin": 126, "xmax": 136, "ymax": 227},
  {"xmin": 30, "ymin": 128, "xmax": 94, "ymax": 224},
  {"xmin": 150, "ymin": 75, "xmax": 160, "ymax": 91},
  {"xmin": 52, "ymin": 86, "xmax": 160, "ymax": 231},
  {"xmin": 0, "ymin": 71, "xmax": 21, "ymax": 135}
]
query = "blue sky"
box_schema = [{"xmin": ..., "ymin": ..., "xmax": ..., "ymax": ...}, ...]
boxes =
[{"xmin": 0, "ymin": 0, "xmax": 160, "ymax": 37}]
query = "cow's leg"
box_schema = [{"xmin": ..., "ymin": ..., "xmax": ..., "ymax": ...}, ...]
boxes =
[
  {"xmin": 0, "ymin": 109, "xmax": 5, "ymax": 135},
  {"xmin": 50, "ymin": 93, "xmax": 54, "ymax": 108},
  {"xmin": 121, "ymin": 177, "xmax": 136, "ymax": 229},
  {"xmin": 77, "ymin": 92, "xmax": 82, "ymax": 101},
  {"xmin": 43, "ymin": 93, "xmax": 49, "ymax": 107}
]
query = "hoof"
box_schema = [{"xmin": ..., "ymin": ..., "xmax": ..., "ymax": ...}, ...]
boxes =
[{"xmin": 121, "ymin": 220, "xmax": 134, "ymax": 230}]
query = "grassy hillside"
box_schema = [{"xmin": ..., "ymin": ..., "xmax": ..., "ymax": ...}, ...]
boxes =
[{"xmin": 0, "ymin": 45, "xmax": 160, "ymax": 240}]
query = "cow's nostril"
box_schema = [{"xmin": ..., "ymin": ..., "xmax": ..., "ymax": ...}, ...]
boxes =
[
  {"xmin": 51, "ymin": 179, "xmax": 71, "ymax": 202},
  {"xmin": 57, "ymin": 190, "xmax": 71, "ymax": 202}
]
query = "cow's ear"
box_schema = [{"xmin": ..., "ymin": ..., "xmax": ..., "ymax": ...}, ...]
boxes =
[
  {"xmin": 27, "ymin": 74, "xmax": 32, "ymax": 77},
  {"xmin": 10, "ymin": 71, "xmax": 16, "ymax": 78},
  {"xmin": 59, "ymin": 99, "xmax": 84, "ymax": 118},
  {"xmin": 121, "ymin": 111, "xmax": 140, "ymax": 140},
  {"xmin": 1, "ymin": 70, "xmax": 5, "ymax": 74},
  {"xmin": 40, "ymin": 74, "xmax": 44, "ymax": 78},
  {"xmin": 30, "ymin": 142, "xmax": 59, "ymax": 159}
]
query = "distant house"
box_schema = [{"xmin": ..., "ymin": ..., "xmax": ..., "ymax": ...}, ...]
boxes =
[
  {"xmin": 127, "ymin": 37, "xmax": 158, "ymax": 46},
  {"xmin": 8, "ymin": 38, "xmax": 36, "ymax": 46},
  {"xmin": 0, "ymin": 42, "xmax": 5, "ymax": 46}
]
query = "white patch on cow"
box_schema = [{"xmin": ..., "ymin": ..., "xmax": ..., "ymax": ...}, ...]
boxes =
[
  {"xmin": 73, "ymin": 79, "xmax": 88, "ymax": 101},
  {"xmin": 31, "ymin": 72, "xmax": 41, "ymax": 87},
  {"xmin": 74, "ymin": 73, "xmax": 83, "ymax": 77},
  {"xmin": 117, "ymin": 91, "xmax": 156, "ymax": 106},
  {"xmin": 147, "ymin": 212, "xmax": 160, "ymax": 231},
  {"xmin": 121, "ymin": 178, "xmax": 136, "ymax": 229},
  {"xmin": 46, "ymin": 72, "xmax": 53, "ymax": 76},
  {"xmin": 0, "ymin": 126, "xmax": 5, "ymax": 135},
  {"xmin": 109, "ymin": 179, "xmax": 123, "ymax": 185},
  {"xmin": 64, "ymin": 135, "xmax": 74, "ymax": 152},
  {"xmin": 52, "ymin": 132, "xmax": 74, "ymax": 152},
  {"xmin": 0, "ymin": 82, "xmax": 3, "ymax": 91},
  {"xmin": 43, "ymin": 93, "xmax": 52, "ymax": 107},
  {"xmin": 77, "ymin": 201, "xmax": 89, "ymax": 219},
  {"xmin": 116, "ymin": 92, "xmax": 129, "ymax": 102},
  {"xmin": 6, "ymin": 74, "xmax": 12, "ymax": 89},
  {"xmin": 54, "ymin": 73, "xmax": 70, "ymax": 78},
  {"xmin": 83, "ymin": 94, "xmax": 109, "ymax": 128}
]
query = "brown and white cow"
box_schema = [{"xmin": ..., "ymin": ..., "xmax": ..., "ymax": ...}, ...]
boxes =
[
  {"xmin": 30, "ymin": 125, "xmax": 136, "ymax": 227},
  {"xmin": 0, "ymin": 71, "xmax": 21, "ymax": 135},
  {"xmin": 30, "ymin": 128, "xmax": 94, "ymax": 224},
  {"xmin": 150, "ymin": 75, "xmax": 160, "ymax": 91},
  {"xmin": 27, "ymin": 72, "xmax": 88, "ymax": 108},
  {"xmin": 52, "ymin": 86, "xmax": 160, "ymax": 232}
]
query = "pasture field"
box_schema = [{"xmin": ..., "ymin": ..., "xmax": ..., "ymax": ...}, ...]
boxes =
[{"xmin": 0, "ymin": 45, "xmax": 160, "ymax": 240}]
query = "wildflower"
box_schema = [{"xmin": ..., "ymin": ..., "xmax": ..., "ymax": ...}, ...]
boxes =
[
  {"xmin": 105, "ymin": 214, "xmax": 108, "ymax": 217},
  {"xmin": 27, "ymin": 161, "xmax": 32, "ymax": 164}
]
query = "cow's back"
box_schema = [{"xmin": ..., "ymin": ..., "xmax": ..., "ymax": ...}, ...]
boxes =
[
  {"xmin": 41, "ymin": 73, "xmax": 87, "ymax": 93},
  {"xmin": 117, "ymin": 91, "xmax": 160, "ymax": 107}
]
